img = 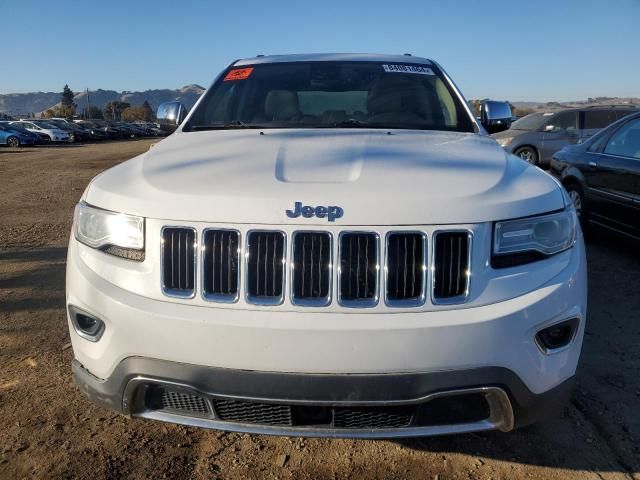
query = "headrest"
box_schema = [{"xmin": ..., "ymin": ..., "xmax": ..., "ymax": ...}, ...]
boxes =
[
  {"xmin": 265, "ymin": 90, "xmax": 299, "ymax": 121},
  {"xmin": 367, "ymin": 76, "xmax": 430, "ymax": 115}
]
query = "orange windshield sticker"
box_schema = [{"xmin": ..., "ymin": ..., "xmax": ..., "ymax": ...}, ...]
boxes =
[{"xmin": 224, "ymin": 68, "xmax": 254, "ymax": 81}]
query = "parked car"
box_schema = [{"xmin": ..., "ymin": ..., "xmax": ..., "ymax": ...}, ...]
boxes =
[
  {"xmin": 125, "ymin": 122, "xmax": 152, "ymax": 136},
  {"xmin": 12, "ymin": 120, "xmax": 71, "ymax": 143},
  {"xmin": 132, "ymin": 121, "xmax": 164, "ymax": 136},
  {"xmin": 110, "ymin": 122, "xmax": 139, "ymax": 138},
  {"xmin": 74, "ymin": 120, "xmax": 111, "ymax": 140},
  {"xmin": 48, "ymin": 118, "xmax": 92, "ymax": 142},
  {"xmin": 0, "ymin": 122, "xmax": 38, "ymax": 147},
  {"xmin": 75, "ymin": 119, "xmax": 120, "ymax": 139},
  {"xmin": 2, "ymin": 121, "xmax": 51, "ymax": 144},
  {"xmin": 551, "ymin": 111, "xmax": 640, "ymax": 239},
  {"xmin": 492, "ymin": 106, "xmax": 639, "ymax": 167},
  {"xmin": 67, "ymin": 53, "xmax": 586, "ymax": 438}
]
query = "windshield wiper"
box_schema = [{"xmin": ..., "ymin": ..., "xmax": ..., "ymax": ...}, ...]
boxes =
[
  {"xmin": 189, "ymin": 120, "xmax": 262, "ymax": 131},
  {"xmin": 325, "ymin": 119, "xmax": 370, "ymax": 128}
]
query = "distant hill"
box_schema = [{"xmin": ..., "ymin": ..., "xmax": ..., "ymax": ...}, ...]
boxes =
[
  {"xmin": 510, "ymin": 97, "xmax": 640, "ymax": 113},
  {"xmin": 0, "ymin": 84, "xmax": 205, "ymax": 117}
]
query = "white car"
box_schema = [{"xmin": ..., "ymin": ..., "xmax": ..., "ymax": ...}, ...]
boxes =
[
  {"xmin": 13, "ymin": 120, "xmax": 70, "ymax": 142},
  {"xmin": 66, "ymin": 53, "xmax": 587, "ymax": 438}
]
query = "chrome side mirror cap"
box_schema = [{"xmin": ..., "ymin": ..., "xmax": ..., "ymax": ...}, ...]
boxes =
[
  {"xmin": 480, "ymin": 100, "xmax": 512, "ymax": 134},
  {"xmin": 157, "ymin": 102, "xmax": 188, "ymax": 133}
]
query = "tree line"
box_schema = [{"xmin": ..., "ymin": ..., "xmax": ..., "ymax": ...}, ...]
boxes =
[{"xmin": 41, "ymin": 85, "xmax": 156, "ymax": 121}]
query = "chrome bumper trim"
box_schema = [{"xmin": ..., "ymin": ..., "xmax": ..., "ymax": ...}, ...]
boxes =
[{"xmin": 123, "ymin": 377, "xmax": 514, "ymax": 438}]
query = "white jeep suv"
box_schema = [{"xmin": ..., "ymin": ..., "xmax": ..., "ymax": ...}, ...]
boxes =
[{"xmin": 66, "ymin": 53, "xmax": 586, "ymax": 438}]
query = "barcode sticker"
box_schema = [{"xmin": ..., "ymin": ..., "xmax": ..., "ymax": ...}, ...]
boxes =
[{"xmin": 382, "ymin": 64, "xmax": 434, "ymax": 75}]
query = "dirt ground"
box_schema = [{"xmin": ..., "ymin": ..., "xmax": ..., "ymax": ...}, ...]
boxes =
[{"xmin": 0, "ymin": 140, "xmax": 639, "ymax": 480}]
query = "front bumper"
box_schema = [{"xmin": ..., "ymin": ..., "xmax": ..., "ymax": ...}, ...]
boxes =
[
  {"xmin": 73, "ymin": 357, "xmax": 574, "ymax": 438},
  {"xmin": 66, "ymin": 231, "xmax": 586, "ymax": 437}
]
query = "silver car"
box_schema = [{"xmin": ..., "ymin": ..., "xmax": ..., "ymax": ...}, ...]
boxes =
[{"xmin": 492, "ymin": 106, "xmax": 638, "ymax": 167}]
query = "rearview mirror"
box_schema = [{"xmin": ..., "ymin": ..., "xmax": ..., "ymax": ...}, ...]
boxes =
[
  {"xmin": 480, "ymin": 101, "xmax": 512, "ymax": 134},
  {"xmin": 157, "ymin": 102, "xmax": 188, "ymax": 133}
]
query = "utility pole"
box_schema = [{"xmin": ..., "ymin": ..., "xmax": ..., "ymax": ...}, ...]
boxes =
[{"xmin": 86, "ymin": 88, "xmax": 90, "ymax": 119}]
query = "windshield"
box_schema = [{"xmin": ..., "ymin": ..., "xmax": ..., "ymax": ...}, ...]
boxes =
[
  {"xmin": 510, "ymin": 112, "xmax": 553, "ymax": 131},
  {"xmin": 33, "ymin": 121, "xmax": 56, "ymax": 129},
  {"xmin": 185, "ymin": 61, "xmax": 475, "ymax": 132}
]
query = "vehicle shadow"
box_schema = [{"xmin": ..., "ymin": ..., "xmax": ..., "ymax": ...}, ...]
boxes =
[{"xmin": 0, "ymin": 246, "xmax": 67, "ymax": 314}]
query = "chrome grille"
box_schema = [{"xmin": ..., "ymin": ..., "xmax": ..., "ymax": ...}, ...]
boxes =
[
  {"xmin": 385, "ymin": 232, "xmax": 426, "ymax": 306},
  {"xmin": 202, "ymin": 229, "xmax": 240, "ymax": 302},
  {"xmin": 338, "ymin": 232, "xmax": 379, "ymax": 307},
  {"xmin": 433, "ymin": 231, "xmax": 471, "ymax": 301},
  {"xmin": 245, "ymin": 231, "xmax": 286, "ymax": 305},
  {"xmin": 291, "ymin": 232, "xmax": 332, "ymax": 306},
  {"xmin": 160, "ymin": 226, "xmax": 473, "ymax": 307},
  {"xmin": 161, "ymin": 227, "xmax": 196, "ymax": 298}
]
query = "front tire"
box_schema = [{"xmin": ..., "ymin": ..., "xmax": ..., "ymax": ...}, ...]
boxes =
[
  {"xmin": 515, "ymin": 146, "xmax": 539, "ymax": 165},
  {"xmin": 7, "ymin": 136, "xmax": 20, "ymax": 148}
]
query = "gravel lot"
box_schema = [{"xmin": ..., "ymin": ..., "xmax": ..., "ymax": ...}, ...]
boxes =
[{"xmin": 1, "ymin": 140, "xmax": 639, "ymax": 479}]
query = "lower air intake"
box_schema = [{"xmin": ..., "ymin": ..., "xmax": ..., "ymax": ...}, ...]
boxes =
[
  {"xmin": 147, "ymin": 387, "xmax": 210, "ymax": 415},
  {"xmin": 213, "ymin": 399, "xmax": 293, "ymax": 426},
  {"xmin": 333, "ymin": 406, "xmax": 413, "ymax": 428}
]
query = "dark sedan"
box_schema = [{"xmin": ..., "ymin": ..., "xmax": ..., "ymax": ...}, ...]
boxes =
[{"xmin": 551, "ymin": 111, "xmax": 640, "ymax": 239}]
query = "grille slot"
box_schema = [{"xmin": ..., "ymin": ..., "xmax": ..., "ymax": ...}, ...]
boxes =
[
  {"xmin": 246, "ymin": 231, "xmax": 286, "ymax": 305},
  {"xmin": 333, "ymin": 406, "xmax": 413, "ymax": 429},
  {"xmin": 213, "ymin": 399, "xmax": 293, "ymax": 425},
  {"xmin": 203, "ymin": 229, "xmax": 240, "ymax": 302},
  {"xmin": 150, "ymin": 387, "xmax": 210, "ymax": 415},
  {"xmin": 291, "ymin": 232, "xmax": 332, "ymax": 306},
  {"xmin": 339, "ymin": 232, "xmax": 379, "ymax": 307},
  {"xmin": 161, "ymin": 227, "xmax": 196, "ymax": 297},
  {"xmin": 433, "ymin": 231, "xmax": 471, "ymax": 301},
  {"xmin": 386, "ymin": 232, "xmax": 426, "ymax": 306}
]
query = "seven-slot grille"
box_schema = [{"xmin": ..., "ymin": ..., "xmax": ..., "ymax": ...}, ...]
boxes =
[
  {"xmin": 246, "ymin": 231, "xmax": 286, "ymax": 304},
  {"xmin": 161, "ymin": 227, "xmax": 196, "ymax": 297},
  {"xmin": 291, "ymin": 232, "xmax": 332, "ymax": 306},
  {"xmin": 386, "ymin": 232, "xmax": 426, "ymax": 306},
  {"xmin": 432, "ymin": 231, "xmax": 471, "ymax": 301},
  {"xmin": 203, "ymin": 229, "xmax": 240, "ymax": 301},
  {"xmin": 160, "ymin": 227, "xmax": 470, "ymax": 306},
  {"xmin": 339, "ymin": 232, "xmax": 379, "ymax": 307}
]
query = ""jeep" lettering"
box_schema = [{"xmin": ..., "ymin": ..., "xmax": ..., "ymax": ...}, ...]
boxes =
[{"xmin": 286, "ymin": 202, "xmax": 344, "ymax": 222}]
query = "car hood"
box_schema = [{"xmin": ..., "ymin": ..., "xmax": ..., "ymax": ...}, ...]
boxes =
[
  {"xmin": 86, "ymin": 129, "xmax": 564, "ymax": 225},
  {"xmin": 491, "ymin": 129, "xmax": 526, "ymax": 139}
]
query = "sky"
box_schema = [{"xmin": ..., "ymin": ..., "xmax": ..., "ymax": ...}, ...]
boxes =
[{"xmin": 2, "ymin": 0, "xmax": 639, "ymax": 102}]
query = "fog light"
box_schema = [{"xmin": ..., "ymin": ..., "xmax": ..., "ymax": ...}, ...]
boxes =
[
  {"xmin": 536, "ymin": 318, "xmax": 578, "ymax": 353},
  {"xmin": 68, "ymin": 305, "xmax": 105, "ymax": 342}
]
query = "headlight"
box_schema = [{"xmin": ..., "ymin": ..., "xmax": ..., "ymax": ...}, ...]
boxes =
[
  {"xmin": 74, "ymin": 201, "xmax": 145, "ymax": 260},
  {"xmin": 492, "ymin": 208, "xmax": 577, "ymax": 268},
  {"xmin": 496, "ymin": 137, "xmax": 513, "ymax": 147}
]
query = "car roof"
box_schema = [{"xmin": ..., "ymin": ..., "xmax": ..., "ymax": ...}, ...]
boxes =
[{"xmin": 233, "ymin": 53, "xmax": 433, "ymax": 66}]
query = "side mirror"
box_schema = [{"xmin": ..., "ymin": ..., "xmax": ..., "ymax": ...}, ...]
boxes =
[
  {"xmin": 480, "ymin": 100, "xmax": 512, "ymax": 134},
  {"xmin": 544, "ymin": 124, "xmax": 556, "ymax": 132},
  {"xmin": 157, "ymin": 101, "xmax": 188, "ymax": 133}
]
